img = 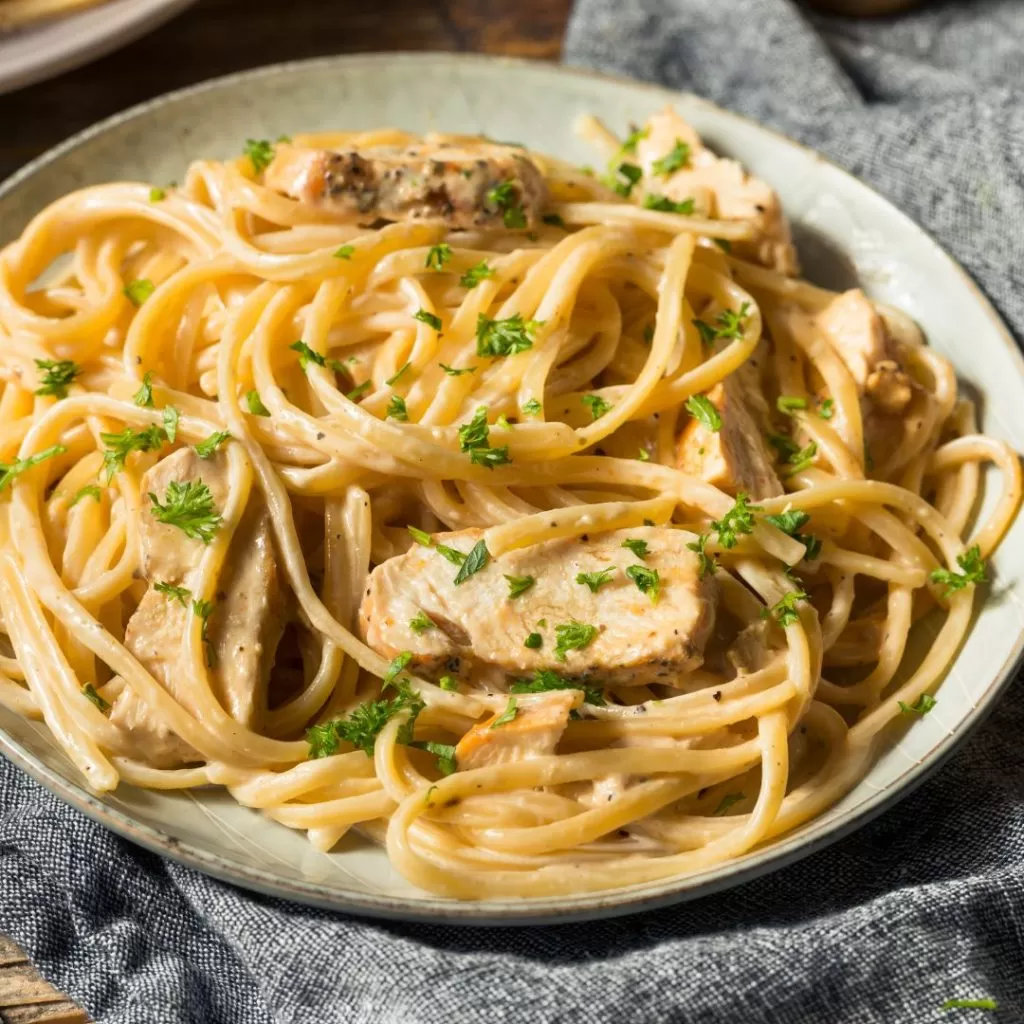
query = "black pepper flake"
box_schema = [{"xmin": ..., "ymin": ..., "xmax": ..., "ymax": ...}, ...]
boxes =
[
  {"xmin": 580, "ymin": 534, "xmax": 589, "ymax": 542},
  {"xmin": 712, "ymin": 690, "xmax": 722, "ymax": 702},
  {"xmin": 316, "ymin": 432, "xmax": 325, "ymax": 440},
  {"xmin": 697, "ymin": 787, "xmax": 708, "ymax": 799}
]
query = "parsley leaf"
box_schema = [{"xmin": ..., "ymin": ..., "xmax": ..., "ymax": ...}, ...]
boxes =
[
  {"xmin": 193, "ymin": 431, "xmax": 231, "ymax": 459},
  {"xmin": 333, "ymin": 245, "xmax": 355, "ymax": 260},
  {"xmin": 383, "ymin": 651, "xmax": 413, "ymax": 687},
  {"xmin": 409, "ymin": 610, "xmax": 435, "ymax": 635},
  {"xmin": 246, "ymin": 390, "xmax": 271, "ymax": 416},
  {"xmin": 898, "ymin": 693, "xmax": 937, "ymax": 715},
  {"xmin": 149, "ymin": 187, "xmax": 166, "ymax": 202},
  {"xmin": 490, "ymin": 697, "xmax": 519, "ymax": 728},
  {"xmin": 439, "ymin": 363, "xmax": 476, "ymax": 376},
  {"xmin": 346, "ymin": 381, "xmax": 372, "ymax": 402},
  {"xmin": 642, "ymin": 194, "xmax": 695, "ymax": 214},
  {"xmin": 460, "ymin": 261, "xmax": 496, "ymax": 289},
  {"xmin": 686, "ymin": 394, "xmax": 722, "ymax": 432},
  {"xmin": 425, "ymin": 243, "xmax": 452, "ymax": 270},
  {"xmin": 762, "ymin": 589, "xmax": 808, "ymax": 627},
  {"xmin": 504, "ymin": 574, "xmax": 536, "ymax": 599},
  {"xmin": 458, "ymin": 407, "xmax": 491, "ymax": 451},
  {"xmin": 693, "ymin": 302, "xmax": 751, "ymax": 345},
  {"xmin": 438, "ymin": 676, "xmax": 458, "ymax": 692},
  {"xmin": 385, "ymin": 362, "xmax": 411, "ymax": 386},
  {"xmin": 581, "ymin": 394, "xmax": 613, "ymax": 421},
  {"xmin": 524, "ymin": 632, "xmax": 543, "ymax": 649},
  {"xmin": 522, "ymin": 398, "xmax": 542, "ymax": 417},
  {"xmin": 123, "ymin": 279, "xmax": 155, "ymax": 306},
  {"xmin": 413, "ymin": 740, "xmax": 457, "ymax": 775},
  {"xmin": 154, "ymin": 580, "xmax": 191, "ymax": 605},
  {"xmin": 133, "ymin": 372, "xmax": 154, "ymax": 407},
  {"xmin": 469, "ymin": 446, "xmax": 511, "ymax": 469},
  {"xmin": 453, "ymin": 539, "xmax": 490, "ymax": 585},
  {"xmin": 687, "ymin": 532, "xmax": 716, "ymax": 579},
  {"xmin": 510, "ymin": 668, "xmax": 605, "ymax": 707},
  {"xmin": 554, "ymin": 621, "xmax": 598, "ymax": 661},
  {"xmin": 436, "ymin": 543, "xmax": 466, "ymax": 566},
  {"xmin": 147, "ymin": 479, "xmax": 222, "ymax": 543},
  {"xmin": 386, "ymin": 395, "xmax": 409, "ymax": 421},
  {"xmin": 413, "ymin": 309, "xmax": 442, "ymax": 331},
  {"xmin": 710, "ymin": 492, "xmax": 762, "ymax": 548},
  {"xmin": 776, "ymin": 395, "xmax": 807, "ymax": 415},
  {"xmin": 290, "ymin": 340, "xmax": 337, "ymax": 372},
  {"xmin": 243, "ymin": 138, "xmax": 275, "ymax": 174},
  {"xmin": 637, "ymin": 448, "xmax": 650, "ymax": 462},
  {"xmin": 618, "ymin": 126, "xmax": 649, "ymax": 156},
  {"xmin": 626, "ymin": 564, "xmax": 660, "ymax": 603},
  {"xmin": 34, "ymin": 359, "xmax": 81, "ymax": 399},
  {"xmin": 712, "ymin": 792, "xmax": 744, "ymax": 816},
  {"xmin": 929, "ymin": 545, "xmax": 987, "ymax": 597},
  {"xmin": 764, "ymin": 510, "xmax": 821, "ymax": 561},
  {"xmin": 542, "ymin": 213, "xmax": 567, "ymax": 229},
  {"xmin": 162, "ymin": 406, "xmax": 179, "ymax": 444},
  {"xmin": 602, "ymin": 162, "xmax": 643, "ymax": 198},
  {"xmin": 476, "ymin": 313, "xmax": 543, "ymax": 358},
  {"xmin": 818, "ymin": 397, "xmax": 835, "ymax": 420},
  {"xmin": 407, "ymin": 525, "xmax": 433, "ymax": 546},
  {"xmin": 621, "ymin": 538, "xmax": 649, "ymax": 560},
  {"xmin": 486, "ymin": 181, "xmax": 527, "ymax": 228},
  {"xmin": 100, "ymin": 426, "xmax": 165, "ymax": 480},
  {"xmin": 82, "ymin": 683, "xmax": 110, "ymax": 714},
  {"xmin": 576, "ymin": 567, "xmax": 617, "ymax": 593},
  {"xmin": 69, "ymin": 484, "xmax": 102, "ymax": 507},
  {"xmin": 307, "ymin": 682, "xmax": 425, "ymax": 759},
  {"xmin": 651, "ymin": 139, "xmax": 690, "ymax": 176}
]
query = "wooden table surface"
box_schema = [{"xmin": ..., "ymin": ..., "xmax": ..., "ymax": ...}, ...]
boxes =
[{"xmin": 0, "ymin": 1, "xmax": 571, "ymax": 1018}]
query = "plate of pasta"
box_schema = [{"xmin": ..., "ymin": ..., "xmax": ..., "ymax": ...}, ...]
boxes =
[{"xmin": 0, "ymin": 53, "xmax": 1022, "ymax": 923}]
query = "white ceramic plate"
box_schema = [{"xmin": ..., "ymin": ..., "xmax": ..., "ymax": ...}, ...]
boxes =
[
  {"xmin": 0, "ymin": 0, "xmax": 196, "ymax": 96},
  {"xmin": 1, "ymin": 53, "xmax": 1023, "ymax": 925}
]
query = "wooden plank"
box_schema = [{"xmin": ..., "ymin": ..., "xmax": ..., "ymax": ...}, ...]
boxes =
[
  {"xmin": 1, "ymin": 1002, "xmax": 89, "ymax": 1024},
  {"xmin": 0, "ymin": 964, "xmax": 69, "ymax": 1008}
]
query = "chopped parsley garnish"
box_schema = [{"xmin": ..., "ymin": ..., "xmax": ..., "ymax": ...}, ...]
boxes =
[
  {"xmin": 712, "ymin": 792, "xmax": 744, "ymax": 816},
  {"xmin": 123, "ymin": 279, "xmax": 155, "ymax": 306},
  {"xmin": 490, "ymin": 697, "xmax": 519, "ymax": 728},
  {"xmin": 436, "ymin": 543, "xmax": 466, "ymax": 566},
  {"xmin": 642, "ymin": 194, "xmax": 695, "ymax": 215},
  {"xmin": 409, "ymin": 610, "xmax": 435, "ymax": 635},
  {"xmin": 693, "ymin": 302, "xmax": 751, "ymax": 345},
  {"xmin": 425, "ymin": 243, "xmax": 452, "ymax": 270},
  {"xmin": 149, "ymin": 186, "xmax": 166, "ymax": 202},
  {"xmin": 510, "ymin": 668, "xmax": 605, "ymax": 706},
  {"xmin": 929, "ymin": 545, "xmax": 987, "ymax": 597},
  {"xmin": 413, "ymin": 740, "xmax": 457, "ymax": 775},
  {"xmin": 495, "ymin": 414, "xmax": 512, "ymax": 430},
  {"xmin": 82, "ymin": 683, "xmax": 110, "ymax": 714},
  {"xmin": 459, "ymin": 261, "xmax": 496, "ymax": 289},
  {"xmin": 710, "ymin": 492, "xmax": 762, "ymax": 548},
  {"xmin": 34, "ymin": 359, "xmax": 81, "ymax": 399},
  {"xmin": 243, "ymin": 138, "xmax": 275, "ymax": 174},
  {"xmin": 476, "ymin": 313, "xmax": 543, "ymax": 358},
  {"xmin": 386, "ymin": 395, "xmax": 409, "ymax": 422},
  {"xmin": 333, "ymin": 245, "xmax": 355, "ymax": 260},
  {"xmin": 626, "ymin": 565, "xmax": 660, "ymax": 603},
  {"xmin": 576, "ymin": 567, "xmax": 617, "ymax": 593},
  {"xmin": 440, "ymin": 363, "xmax": 476, "ymax": 376},
  {"xmin": 940, "ymin": 998, "xmax": 997, "ymax": 1011},
  {"xmin": 602, "ymin": 162, "xmax": 643, "ymax": 198},
  {"xmin": 154, "ymin": 580, "xmax": 191, "ymax": 605},
  {"xmin": 246, "ymin": 390, "xmax": 271, "ymax": 416},
  {"xmin": 486, "ymin": 181, "xmax": 527, "ymax": 228},
  {"xmin": 385, "ymin": 362, "xmax": 411, "ymax": 387},
  {"xmin": 643, "ymin": 323, "xmax": 655, "ymax": 344},
  {"xmin": 714, "ymin": 238, "xmax": 733, "ymax": 253},
  {"xmin": 554, "ymin": 621, "xmax": 598, "ymax": 661},
  {"xmin": 504, "ymin": 574, "xmax": 536, "ymax": 599},
  {"xmin": 453, "ymin": 539, "xmax": 490, "ymax": 585},
  {"xmin": 776, "ymin": 395, "xmax": 807, "ymax": 415},
  {"xmin": 621, "ymin": 538, "xmax": 649, "ymax": 560},
  {"xmin": 194, "ymin": 431, "xmax": 231, "ymax": 459},
  {"xmin": 192, "ymin": 598, "xmax": 216, "ymax": 665},
  {"xmin": 133, "ymin": 372, "xmax": 154, "ymax": 407},
  {"xmin": 762, "ymin": 589, "xmax": 808, "ymax": 627},
  {"xmin": 651, "ymin": 138, "xmax": 690, "ymax": 176},
  {"xmin": 764, "ymin": 509, "xmax": 822, "ymax": 560},
  {"xmin": 147, "ymin": 479, "xmax": 222, "ymax": 543},
  {"xmin": 346, "ymin": 380, "xmax": 372, "ymax": 402},
  {"xmin": 413, "ymin": 309, "xmax": 442, "ymax": 331},
  {"xmin": 163, "ymin": 406, "xmax": 179, "ymax": 444},
  {"xmin": 408, "ymin": 525, "xmax": 433, "ymax": 547},
  {"xmin": 458, "ymin": 406, "xmax": 491, "ymax": 452},
  {"xmin": 782, "ymin": 441, "xmax": 818, "ymax": 476},
  {"xmin": 686, "ymin": 394, "xmax": 722, "ymax": 432},
  {"xmin": 542, "ymin": 213, "xmax": 567, "ymax": 229},
  {"xmin": 818, "ymin": 397, "xmax": 835, "ymax": 420},
  {"xmin": 307, "ymin": 682, "xmax": 424, "ymax": 759},
  {"xmin": 581, "ymin": 394, "xmax": 613, "ymax": 421},
  {"xmin": 618, "ymin": 126, "xmax": 649, "ymax": 156},
  {"xmin": 522, "ymin": 398, "xmax": 542, "ymax": 417},
  {"xmin": 637, "ymin": 448, "xmax": 650, "ymax": 461},
  {"xmin": 290, "ymin": 340, "xmax": 345, "ymax": 373},
  {"xmin": 524, "ymin": 632, "xmax": 543, "ymax": 649},
  {"xmin": 100, "ymin": 426, "xmax": 165, "ymax": 480},
  {"xmin": 69, "ymin": 484, "xmax": 102, "ymax": 507},
  {"xmin": 438, "ymin": 675, "xmax": 458, "ymax": 692},
  {"xmin": 687, "ymin": 532, "xmax": 716, "ymax": 579},
  {"xmin": 898, "ymin": 693, "xmax": 937, "ymax": 715},
  {"xmin": 469, "ymin": 446, "xmax": 511, "ymax": 469},
  {"xmin": 383, "ymin": 651, "xmax": 413, "ymax": 687}
]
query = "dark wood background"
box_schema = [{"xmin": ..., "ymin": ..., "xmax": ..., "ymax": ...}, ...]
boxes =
[{"xmin": 0, "ymin": 2, "xmax": 572, "ymax": 1021}]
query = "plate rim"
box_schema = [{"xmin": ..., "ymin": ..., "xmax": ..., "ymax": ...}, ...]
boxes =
[{"xmin": 2, "ymin": 51, "xmax": 1023, "ymax": 925}]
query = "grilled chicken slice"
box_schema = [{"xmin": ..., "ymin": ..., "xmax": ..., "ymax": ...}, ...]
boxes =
[
  {"xmin": 676, "ymin": 353, "xmax": 783, "ymax": 500},
  {"xmin": 109, "ymin": 448, "xmax": 287, "ymax": 766},
  {"xmin": 263, "ymin": 142, "xmax": 548, "ymax": 229},
  {"xmin": 359, "ymin": 527, "xmax": 718, "ymax": 689},
  {"xmin": 636, "ymin": 108, "xmax": 799, "ymax": 275},
  {"xmin": 455, "ymin": 690, "xmax": 578, "ymax": 770}
]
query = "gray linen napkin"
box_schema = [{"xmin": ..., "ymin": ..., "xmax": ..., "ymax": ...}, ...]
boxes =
[{"xmin": 3, "ymin": 3, "xmax": 1024, "ymax": 1021}]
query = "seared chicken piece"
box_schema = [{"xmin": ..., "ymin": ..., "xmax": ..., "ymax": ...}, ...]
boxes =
[
  {"xmin": 263, "ymin": 142, "xmax": 548, "ymax": 229},
  {"xmin": 636, "ymin": 108, "xmax": 799, "ymax": 275},
  {"xmin": 109, "ymin": 448, "xmax": 287, "ymax": 766},
  {"xmin": 676, "ymin": 354, "xmax": 784, "ymax": 500},
  {"xmin": 359, "ymin": 527, "xmax": 718, "ymax": 689},
  {"xmin": 455, "ymin": 690, "xmax": 578, "ymax": 770}
]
